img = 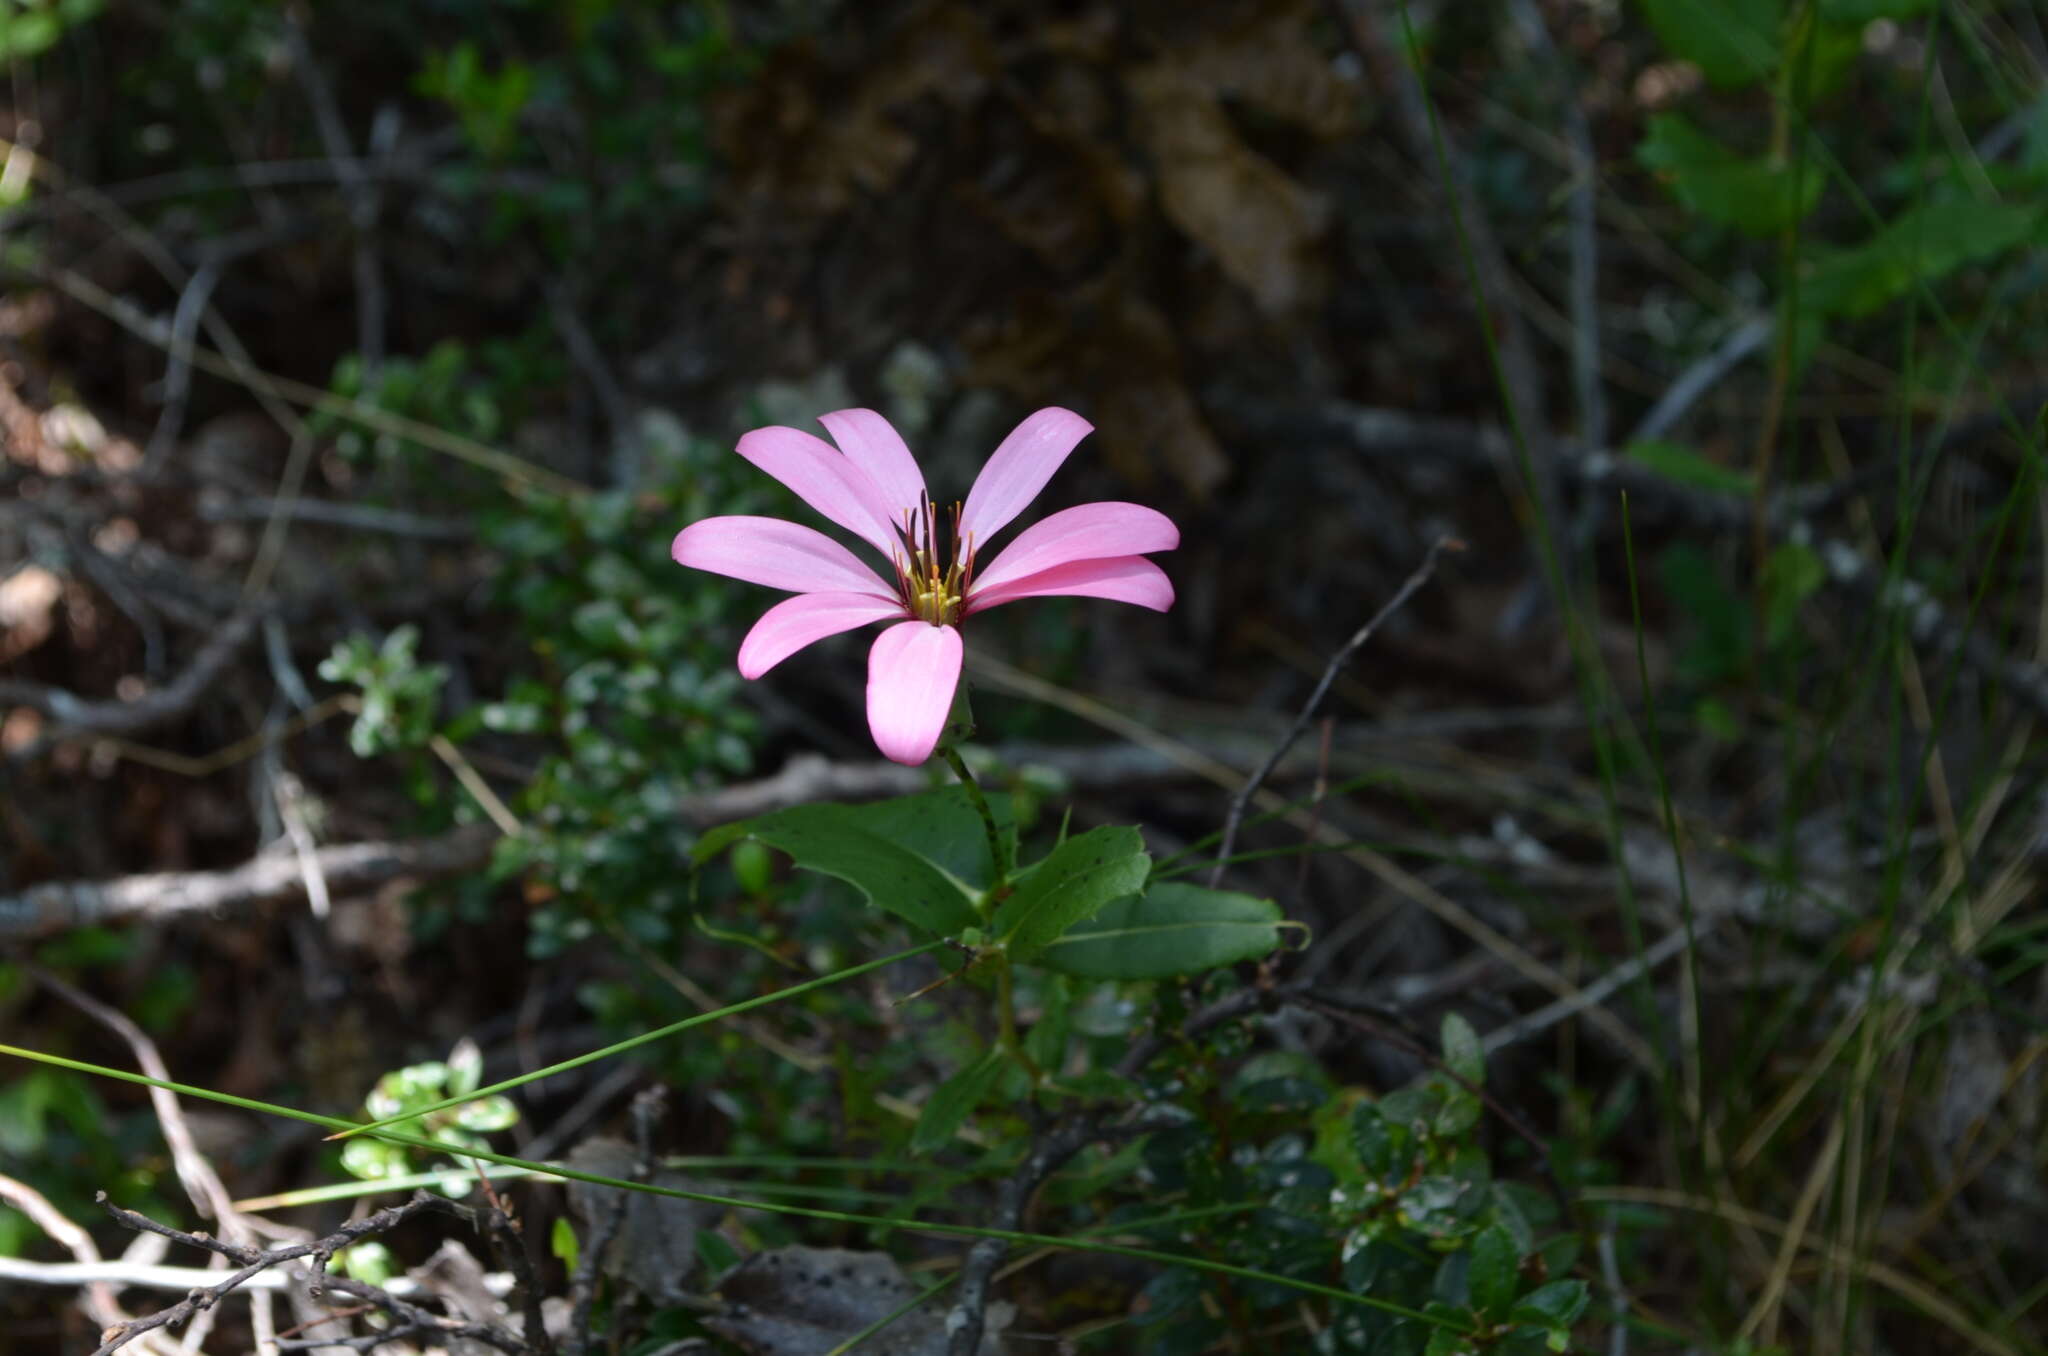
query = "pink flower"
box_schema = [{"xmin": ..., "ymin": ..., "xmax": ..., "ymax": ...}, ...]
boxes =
[{"xmin": 672, "ymin": 408, "xmax": 1177, "ymax": 765}]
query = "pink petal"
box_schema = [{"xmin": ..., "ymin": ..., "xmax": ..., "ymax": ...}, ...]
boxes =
[
  {"xmin": 819, "ymin": 409, "xmax": 928, "ymax": 520},
  {"xmin": 737, "ymin": 592, "xmax": 906, "ymax": 679},
  {"xmin": 673, "ymin": 516, "xmax": 894, "ymax": 597},
  {"xmin": 970, "ymin": 501, "xmax": 1179, "ymax": 594},
  {"xmin": 958, "ymin": 408, "xmax": 1094, "ymax": 548},
  {"xmin": 965, "ymin": 555, "xmax": 1174, "ymax": 615},
  {"xmin": 736, "ymin": 426, "xmax": 902, "ymax": 555},
  {"xmin": 865, "ymin": 621, "xmax": 963, "ymax": 766}
]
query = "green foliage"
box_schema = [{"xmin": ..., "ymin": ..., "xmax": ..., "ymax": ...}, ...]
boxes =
[
  {"xmin": 338, "ymin": 1041, "xmax": 520, "ymax": 1185},
  {"xmin": 1624, "ymin": 439, "xmax": 1756, "ymax": 496},
  {"xmin": 993, "ymin": 825, "xmax": 1151, "ymax": 960},
  {"xmin": 1039, "ymin": 882, "xmax": 1288, "ymax": 979},
  {"xmin": 909, "ymin": 1048, "xmax": 1006, "ymax": 1155},
  {"xmin": 1816, "ymin": 0, "xmax": 1933, "ymax": 19},
  {"xmin": 0, "ymin": 0, "xmax": 102, "ymax": 63},
  {"xmin": 1638, "ymin": 0, "xmax": 1780, "ymax": 88},
  {"xmin": 319, "ymin": 626, "xmax": 449, "ymax": 757},
  {"xmin": 695, "ymin": 791, "xmax": 993, "ymax": 937},
  {"xmin": 1637, "ymin": 114, "xmax": 1821, "ymax": 237},
  {"xmin": 416, "ymin": 41, "xmax": 535, "ymax": 162},
  {"xmin": 1799, "ymin": 197, "xmax": 2044, "ymax": 319},
  {"xmin": 325, "ymin": 339, "xmax": 521, "ymax": 467},
  {"xmin": 1121, "ymin": 1012, "xmax": 1587, "ymax": 1354}
]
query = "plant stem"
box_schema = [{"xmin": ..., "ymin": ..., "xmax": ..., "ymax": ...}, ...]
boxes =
[
  {"xmin": 995, "ymin": 956, "xmax": 1042, "ymax": 1084},
  {"xmin": 941, "ymin": 743, "xmax": 1010, "ymax": 894}
]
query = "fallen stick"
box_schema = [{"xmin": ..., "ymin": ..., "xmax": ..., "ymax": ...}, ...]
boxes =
[{"xmin": 0, "ymin": 826, "xmax": 496, "ymax": 942}]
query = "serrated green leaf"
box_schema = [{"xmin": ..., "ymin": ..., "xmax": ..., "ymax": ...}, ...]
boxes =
[
  {"xmin": 694, "ymin": 793, "xmax": 987, "ymax": 937},
  {"xmin": 910, "ymin": 1048, "xmax": 1006, "ymax": 1155},
  {"xmin": 993, "ymin": 825, "xmax": 1150, "ymax": 960},
  {"xmin": 1036, "ymin": 882, "xmax": 1284, "ymax": 979},
  {"xmin": 1637, "ymin": 113, "xmax": 1821, "ymax": 235},
  {"xmin": 1468, "ymin": 1222, "xmax": 1521, "ymax": 1316},
  {"xmin": 1639, "ymin": 0, "xmax": 1781, "ymax": 87}
]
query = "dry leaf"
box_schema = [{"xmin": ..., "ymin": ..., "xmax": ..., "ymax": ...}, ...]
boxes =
[{"xmin": 1126, "ymin": 60, "xmax": 1330, "ymax": 315}]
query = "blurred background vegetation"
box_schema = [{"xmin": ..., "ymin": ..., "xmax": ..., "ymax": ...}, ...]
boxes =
[{"xmin": 1, "ymin": 0, "xmax": 2045, "ymax": 1352}]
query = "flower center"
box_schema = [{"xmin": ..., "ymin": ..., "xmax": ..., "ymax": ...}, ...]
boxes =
[{"xmin": 892, "ymin": 492, "xmax": 975, "ymax": 626}]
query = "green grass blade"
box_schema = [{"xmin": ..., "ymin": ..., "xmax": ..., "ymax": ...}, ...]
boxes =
[
  {"xmin": 329, "ymin": 939, "xmax": 946, "ymax": 1141},
  {"xmin": 0, "ymin": 1041, "xmax": 1455, "ymax": 1330}
]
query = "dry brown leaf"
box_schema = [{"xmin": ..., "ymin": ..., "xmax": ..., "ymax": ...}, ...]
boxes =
[
  {"xmin": 966, "ymin": 287, "xmax": 1229, "ymax": 499},
  {"xmin": 716, "ymin": 8, "xmax": 998, "ymax": 220},
  {"xmin": 1172, "ymin": 0, "xmax": 1357, "ymax": 138},
  {"xmin": 1126, "ymin": 61, "xmax": 1330, "ymax": 315}
]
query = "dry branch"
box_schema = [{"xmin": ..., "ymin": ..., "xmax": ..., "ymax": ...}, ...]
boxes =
[
  {"xmin": 0, "ymin": 826, "xmax": 497, "ymax": 941},
  {"xmin": 92, "ymin": 1192, "xmax": 528, "ymax": 1356},
  {"xmin": 0, "ymin": 608, "xmax": 263, "ymax": 747}
]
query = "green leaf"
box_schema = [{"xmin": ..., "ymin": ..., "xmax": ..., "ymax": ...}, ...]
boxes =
[
  {"xmin": 1802, "ymin": 197, "xmax": 2042, "ymax": 319},
  {"xmin": 1434, "ymin": 1087, "xmax": 1482, "ymax": 1138},
  {"xmin": 910, "ymin": 1048, "xmax": 1006, "ymax": 1154},
  {"xmin": 837, "ymin": 786, "xmax": 1016, "ymax": 892},
  {"xmin": 1024, "ymin": 975, "xmax": 1072, "ymax": 1073},
  {"xmin": 1638, "ymin": 0, "xmax": 1781, "ymax": 87},
  {"xmin": 1818, "ymin": 0, "xmax": 1932, "ymax": 18},
  {"xmin": 1658, "ymin": 543, "xmax": 1751, "ymax": 686},
  {"xmin": 1511, "ymin": 1279, "xmax": 1590, "ymax": 1349},
  {"xmin": 694, "ymin": 791, "xmax": 991, "ymax": 937},
  {"xmin": 1350, "ymin": 1100, "xmax": 1409, "ymax": 1181},
  {"xmin": 1036, "ymin": 882, "xmax": 1285, "ymax": 979},
  {"xmin": 1440, "ymin": 1013, "xmax": 1484, "ymax": 1088},
  {"xmin": 446, "ymin": 1040, "xmax": 482, "ymax": 1098},
  {"xmin": 1467, "ymin": 1222, "xmax": 1521, "ymax": 1316},
  {"xmin": 550, "ymin": 1216, "xmax": 580, "ymax": 1271},
  {"xmin": 994, "ymin": 825, "xmax": 1151, "ymax": 961},
  {"xmin": 1637, "ymin": 113, "xmax": 1821, "ymax": 236},
  {"xmin": 1624, "ymin": 440, "xmax": 1755, "ymax": 496},
  {"xmin": 1760, "ymin": 541, "xmax": 1826, "ymax": 649},
  {"xmin": 1424, "ymin": 1320, "xmax": 1478, "ymax": 1356},
  {"xmin": 452, "ymin": 1095, "xmax": 520, "ymax": 1133}
]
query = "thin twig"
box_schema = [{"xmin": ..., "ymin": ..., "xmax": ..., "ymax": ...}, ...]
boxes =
[
  {"xmin": 0, "ymin": 1254, "xmax": 514, "ymax": 1301},
  {"xmin": 0, "ymin": 1172, "xmax": 132, "ymax": 1336},
  {"xmin": 1209, "ymin": 537, "xmax": 1457, "ymax": 888},
  {"xmin": 17, "ymin": 256, "xmax": 586, "ymax": 496},
  {"xmin": 1479, "ymin": 925, "xmax": 1696, "ymax": 1055},
  {"xmin": 2, "ymin": 608, "xmax": 264, "ymax": 763},
  {"xmin": 31, "ymin": 968, "xmax": 237, "ymax": 1222},
  {"xmin": 1503, "ymin": 0, "xmax": 1605, "ymax": 451},
  {"xmin": 281, "ymin": 5, "xmax": 386, "ymax": 376},
  {"xmin": 203, "ymin": 498, "xmax": 467, "ymax": 540},
  {"xmin": 91, "ymin": 1192, "xmax": 511, "ymax": 1356},
  {"xmin": 1627, "ymin": 315, "xmax": 1775, "ymax": 447}
]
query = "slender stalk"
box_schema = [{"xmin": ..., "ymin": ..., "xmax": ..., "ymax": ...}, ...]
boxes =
[
  {"xmin": 0, "ymin": 1041, "xmax": 1453, "ymax": 1330},
  {"xmin": 941, "ymin": 744, "xmax": 1010, "ymax": 894}
]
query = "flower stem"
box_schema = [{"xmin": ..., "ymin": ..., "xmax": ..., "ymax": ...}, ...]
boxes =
[{"xmin": 941, "ymin": 743, "xmax": 1010, "ymax": 894}]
